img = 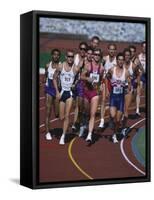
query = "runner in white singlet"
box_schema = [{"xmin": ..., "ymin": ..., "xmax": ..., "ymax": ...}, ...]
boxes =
[{"xmin": 53, "ymin": 50, "xmax": 79, "ymax": 145}]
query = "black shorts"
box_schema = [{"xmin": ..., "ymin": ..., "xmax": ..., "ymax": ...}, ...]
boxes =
[{"xmin": 60, "ymin": 90, "xmax": 73, "ymax": 103}]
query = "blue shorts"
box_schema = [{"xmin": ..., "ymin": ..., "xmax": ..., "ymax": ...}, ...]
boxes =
[
  {"xmin": 141, "ymin": 73, "xmax": 146, "ymax": 85},
  {"xmin": 131, "ymin": 78, "xmax": 138, "ymax": 89},
  {"xmin": 60, "ymin": 90, "xmax": 73, "ymax": 103},
  {"xmin": 110, "ymin": 93, "xmax": 125, "ymax": 112},
  {"xmin": 45, "ymin": 79, "xmax": 56, "ymax": 97}
]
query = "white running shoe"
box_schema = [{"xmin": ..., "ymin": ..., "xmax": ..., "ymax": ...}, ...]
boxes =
[
  {"xmin": 121, "ymin": 128, "xmax": 127, "ymax": 136},
  {"xmin": 98, "ymin": 119, "xmax": 104, "ymax": 128},
  {"xmin": 112, "ymin": 134, "xmax": 118, "ymax": 143},
  {"xmin": 86, "ymin": 133, "xmax": 92, "ymax": 142},
  {"xmin": 79, "ymin": 126, "xmax": 86, "ymax": 137},
  {"xmin": 45, "ymin": 132, "xmax": 52, "ymax": 140},
  {"xmin": 59, "ymin": 135, "xmax": 65, "ymax": 145}
]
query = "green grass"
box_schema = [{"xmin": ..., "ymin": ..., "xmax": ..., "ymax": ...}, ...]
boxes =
[
  {"xmin": 136, "ymin": 128, "xmax": 145, "ymax": 161},
  {"xmin": 39, "ymin": 52, "xmax": 66, "ymax": 68}
]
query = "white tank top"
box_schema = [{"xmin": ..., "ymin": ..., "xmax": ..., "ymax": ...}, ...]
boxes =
[
  {"xmin": 46, "ymin": 62, "xmax": 56, "ymax": 86},
  {"xmin": 124, "ymin": 61, "xmax": 133, "ymax": 76},
  {"xmin": 111, "ymin": 67, "xmax": 126, "ymax": 94},
  {"xmin": 60, "ymin": 64, "xmax": 75, "ymax": 91},
  {"xmin": 104, "ymin": 55, "xmax": 117, "ymax": 73},
  {"xmin": 138, "ymin": 53, "xmax": 146, "ymax": 72}
]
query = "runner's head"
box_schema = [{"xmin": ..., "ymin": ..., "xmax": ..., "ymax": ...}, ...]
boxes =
[
  {"xmin": 116, "ymin": 53, "xmax": 124, "ymax": 68},
  {"xmin": 66, "ymin": 50, "xmax": 74, "ymax": 66},
  {"xmin": 51, "ymin": 49, "xmax": 61, "ymax": 63},
  {"xmin": 141, "ymin": 41, "xmax": 146, "ymax": 54},
  {"xmin": 90, "ymin": 36, "xmax": 100, "ymax": 50},
  {"xmin": 108, "ymin": 43, "xmax": 117, "ymax": 57},
  {"xmin": 93, "ymin": 48, "xmax": 102, "ymax": 63},
  {"xmin": 129, "ymin": 45, "xmax": 136, "ymax": 59},
  {"xmin": 79, "ymin": 42, "xmax": 88, "ymax": 58},
  {"xmin": 123, "ymin": 48, "xmax": 131, "ymax": 62},
  {"xmin": 86, "ymin": 47, "xmax": 93, "ymax": 62}
]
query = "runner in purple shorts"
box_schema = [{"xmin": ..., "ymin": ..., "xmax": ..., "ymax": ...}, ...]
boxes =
[
  {"xmin": 44, "ymin": 49, "xmax": 61, "ymax": 140},
  {"xmin": 72, "ymin": 42, "xmax": 88, "ymax": 131}
]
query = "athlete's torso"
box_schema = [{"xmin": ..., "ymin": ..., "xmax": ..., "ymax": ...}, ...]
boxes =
[
  {"xmin": 60, "ymin": 63, "xmax": 75, "ymax": 91},
  {"xmin": 111, "ymin": 66, "xmax": 126, "ymax": 95}
]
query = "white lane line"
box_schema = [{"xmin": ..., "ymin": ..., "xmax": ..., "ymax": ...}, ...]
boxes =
[
  {"xmin": 39, "ymin": 112, "xmax": 75, "ymax": 128},
  {"xmin": 40, "ymin": 96, "xmax": 45, "ymax": 100},
  {"xmin": 120, "ymin": 118, "xmax": 146, "ymax": 175}
]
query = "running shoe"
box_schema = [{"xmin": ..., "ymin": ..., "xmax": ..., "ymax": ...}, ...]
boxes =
[
  {"xmin": 45, "ymin": 132, "xmax": 52, "ymax": 140},
  {"xmin": 59, "ymin": 134, "xmax": 65, "ymax": 145},
  {"xmin": 98, "ymin": 119, "xmax": 105, "ymax": 128},
  {"xmin": 121, "ymin": 127, "xmax": 131, "ymax": 137},
  {"xmin": 86, "ymin": 133, "xmax": 92, "ymax": 142},
  {"xmin": 135, "ymin": 112, "xmax": 141, "ymax": 118},
  {"xmin": 112, "ymin": 134, "xmax": 118, "ymax": 143}
]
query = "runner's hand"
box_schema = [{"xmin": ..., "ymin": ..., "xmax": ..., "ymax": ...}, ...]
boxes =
[
  {"xmin": 56, "ymin": 92, "xmax": 61, "ymax": 100},
  {"xmin": 87, "ymin": 77, "xmax": 93, "ymax": 83}
]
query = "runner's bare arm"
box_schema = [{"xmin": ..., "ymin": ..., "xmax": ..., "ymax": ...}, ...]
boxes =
[
  {"xmin": 80, "ymin": 68, "xmax": 93, "ymax": 82},
  {"xmin": 53, "ymin": 64, "xmax": 63, "ymax": 99},
  {"xmin": 126, "ymin": 70, "xmax": 131, "ymax": 92},
  {"xmin": 106, "ymin": 67, "xmax": 113, "ymax": 79},
  {"xmin": 43, "ymin": 63, "xmax": 49, "ymax": 83}
]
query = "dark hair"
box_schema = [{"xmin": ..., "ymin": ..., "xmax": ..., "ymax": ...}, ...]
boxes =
[
  {"xmin": 51, "ymin": 48, "xmax": 61, "ymax": 55},
  {"xmin": 79, "ymin": 42, "xmax": 88, "ymax": 49},
  {"xmin": 86, "ymin": 46, "xmax": 93, "ymax": 52},
  {"xmin": 129, "ymin": 45, "xmax": 136, "ymax": 52},
  {"xmin": 91, "ymin": 36, "xmax": 100, "ymax": 42},
  {"xmin": 94, "ymin": 48, "xmax": 103, "ymax": 58},
  {"xmin": 123, "ymin": 48, "xmax": 131, "ymax": 55},
  {"xmin": 107, "ymin": 43, "xmax": 117, "ymax": 50},
  {"xmin": 116, "ymin": 52, "xmax": 124, "ymax": 60}
]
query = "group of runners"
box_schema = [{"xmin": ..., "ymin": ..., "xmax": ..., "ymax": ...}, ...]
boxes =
[{"xmin": 42, "ymin": 36, "xmax": 146, "ymax": 145}]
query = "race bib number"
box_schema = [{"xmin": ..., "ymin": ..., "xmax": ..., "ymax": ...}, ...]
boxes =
[
  {"xmin": 113, "ymin": 86, "xmax": 123, "ymax": 94},
  {"xmin": 90, "ymin": 73, "xmax": 100, "ymax": 83},
  {"xmin": 65, "ymin": 77, "xmax": 71, "ymax": 82}
]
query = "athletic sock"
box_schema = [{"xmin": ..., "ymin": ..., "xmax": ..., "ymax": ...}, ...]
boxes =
[{"xmin": 136, "ymin": 94, "xmax": 140, "ymax": 113}]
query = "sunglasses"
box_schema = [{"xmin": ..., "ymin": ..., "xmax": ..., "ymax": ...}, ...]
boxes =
[
  {"xmin": 67, "ymin": 55, "xmax": 74, "ymax": 58},
  {"xmin": 80, "ymin": 47, "xmax": 86, "ymax": 51},
  {"xmin": 94, "ymin": 53, "xmax": 101, "ymax": 56}
]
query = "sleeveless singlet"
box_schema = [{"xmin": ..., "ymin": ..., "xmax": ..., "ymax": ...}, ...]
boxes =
[
  {"xmin": 45, "ymin": 61, "xmax": 56, "ymax": 86},
  {"xmin": 104, "ymin": 55, "xmax": 117, "ymax": 73},
  {"xmin": 111, "ymin": 67, "xmax": 126, "ymax": 95},
  {"xmin": 138, "ymin": 53, "xmax": 146, "ymax": 72},
  {"xmin": 60, "ymin": 64, "xmax": 75, "ymax": 91}
]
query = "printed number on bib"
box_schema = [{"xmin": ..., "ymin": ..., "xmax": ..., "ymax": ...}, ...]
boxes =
[
  {"xmin": 113, "ymin": 86, "xmax": 123, "ymax": 94},
  {"xmin": 90, "ymin": 73, "xmax": 99, "ymax": 83},
  {"xmin": 65, "ymin": 77, "xmax": 71, "ymax": 82}
]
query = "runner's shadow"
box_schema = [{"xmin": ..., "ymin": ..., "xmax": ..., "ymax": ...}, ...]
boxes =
[
  {"xmin": 51, "ymin": 128, "xmax": 63, "ymax": 139},
  {"xmin": 65, "ymin": 133, "xmax": 78, "ymax": 143}
]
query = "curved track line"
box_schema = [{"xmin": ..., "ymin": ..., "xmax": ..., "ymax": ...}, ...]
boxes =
[
  {"xmin": 68, "ymin": 138, "xmax": 93, "ymax": 180},
  {"xmin": 68, "ymin": 118, "xmax": 146, "ymax": 179},
  {"xmin": 120, "ymin": 118, "xmax": 146, "ymax": 175}
]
